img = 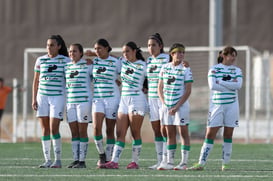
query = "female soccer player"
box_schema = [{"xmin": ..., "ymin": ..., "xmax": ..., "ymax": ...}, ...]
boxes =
[
  {"xmin": 188, "ymin": 46, "xmax": 243, "ymax": 171},
  {"xmin": 146, "ymin": 33, "xmax": 170, "ymax": 169},
  {"xmin": 65, "ymin": 43, "xmax": 93, "ymax": 168},
  {"xmin": 91, "ymin": 39, "xmax": 121, "ymax": 168},
  {"xmin": 104, "ymin": 41, "xmax": 147, "ymax": 169},
  {"xmin": 157, "ymin": 43, "xmax": 193, "ymax": 170},
  {"xmin": 32, "ymin": 35, "xmax": 70, "ymax": 168}
]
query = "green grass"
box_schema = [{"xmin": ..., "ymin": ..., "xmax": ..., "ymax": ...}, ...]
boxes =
[{"xmin": 0, "ymin": 142, "xmax": 273, "ymax": 181}]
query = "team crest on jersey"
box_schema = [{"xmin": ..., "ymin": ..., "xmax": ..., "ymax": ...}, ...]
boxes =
[
  {"xmin": 136, "ymin": 64, "xmax": 143, "ymax": 70},
  {"xmin": 97, "ymin": 67, "xmax": 106, "ymax": 74},
  {"xmin": 167, "ymin": 76, "xmax": 176, "ymax": 85},
  {"xmin": 70, "ymin": 71, "xmax": 79, "ymax": 78},
  {"xmin": 48, "ymin": 65, "xmax": 57, "ymax": 72},
  {"xmin": 125, "ymin": 68, "xmax": 134, "ymax": 75},
  {"xmin": 149, "ymin": 65, "xmax": 157, "ymax": 73},
  {"xmin": 108, "ymin": 60, "xmax": 113, "ymax": 66}
]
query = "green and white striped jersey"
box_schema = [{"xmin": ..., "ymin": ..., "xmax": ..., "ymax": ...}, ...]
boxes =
[
  {"xmin": 208, "ymin": 63, "xmax": 243, "ymax": 105},
  {"xmin": 159, "ymin": 62, "xmax": 193, "ymax": 108},
  {"xmin": 147, "ymin": 53, "xmax": 169, "ymax": 98},
  {"xmin": 65, "ymin": 59, "xmax": 93, "ymax": 103},
  {"xmin": 120, "ymin": 59, "xmax": 147, "ymax": 96},
  {"xmin": 34, "ymin": 54, "xmax": 70, "ymax": 96},
  {"xmin": 92, "ymin": 56, "xmax": 121, "ymax": 98}
]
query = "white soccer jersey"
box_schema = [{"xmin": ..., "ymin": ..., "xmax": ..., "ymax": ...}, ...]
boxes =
[
  {"xmin": 92, "ymin": 56, "xmax": 121, "ymax": 98},
  {"xmin": 65, "ymin": 59, "xmax": 93, "ymax": 103},
  {"xmin": 208, "ymin": 63, "xmax": 243, "ymax": 105},
  {"xmin": 159, "ymin": 62, "xmax": 193, "ymax": 108},
  {"xmin": 147, "ymin": 53, "xmax": 169, "ymax": 98},
  {"xmin": 34, "ymin": 54, "xmax": 70, "ymax": 96},
  {"xmin": 120, "ymin": 58, "xmax": 147, "ymax": 96}
]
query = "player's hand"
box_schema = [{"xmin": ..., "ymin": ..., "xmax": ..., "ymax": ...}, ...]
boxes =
[
  {"xmin": 32, "ymin": 101, "xmax": 38, "ymax": 111},
  {"xmin": 86, "ymin": 58, "xmax": 93, "ymax": 65},
  {"xmin": 183, "ymin": 60, "xmax": 190, "ymax": 68},
  {"xmin": 85, "ymin": 50, "xmax": 96, "ymax": 57}
]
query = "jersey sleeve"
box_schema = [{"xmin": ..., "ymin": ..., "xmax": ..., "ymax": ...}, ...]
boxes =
[
  {"xmin": 34, "ymin": 58, "xmax": 41, "ymax": 72},
  {"xmin": 218, "ymin": 67, "xmax": 243, "ymax": 90},
  {"xmin": 208, "ymin": 67, "xmax": 232, "ymax": 91},
  {"xmin": 184, "ymin": 67, "xmax": 194, "ymax": 83}
]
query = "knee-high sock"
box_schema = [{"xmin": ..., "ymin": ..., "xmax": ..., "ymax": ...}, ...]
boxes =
[
  {"xmin": 154, "ymin": 137, "xmax": 164, "ymax": 164},
  {"xmin": 71, "ymin": 138, "xmax": 80, "ymax": 161},
  {"xmin": 132, "ymin": 139, "xmax": 142, "ymax": 164},
  {"xmin": 222, "ymin": 138, "xmax": 232, "ymax": 165},
  {"xmin": 111, "ymin": 141, "xmax": 125, "ymax": 163},
  {"xmin": 167, "ymin": 144, "xmax": 176, "ymax": 165},
  {"xmin": 41, "ymin": 135, "xmax": 51, "ymax": 162},
  {"xmin": 79, "ymin": 137, "xmax": 89, "ymax": 162},
  {"xmin": 94, "ymin": 135, "xmax": 104, "ymax": 154},
  {"xmin": 52, "ymin": 134, "xmax": 61, "ymax": 161},
  {"xmin": 198, "ymin": 138, "xmax": 214, "ymax": 165},
  {"xmin": 181, "ymin": 145, "xmax": 190, "ymax": 165},
  {"xmin": 106, "ymin": 139, "xmax": 115, "ymax": 162}
]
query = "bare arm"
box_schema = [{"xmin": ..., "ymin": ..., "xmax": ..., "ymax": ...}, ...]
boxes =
[
  {"xmin": 158, "ymin": 78, "xmax": 164, "ymax": 105},
  {"xmin": 32, "ymin": 71, "xmax": 40, "ymax": 111},
  {"xmin": 169, "ymin": 82, "xmax": 192, "ymax": 115}
]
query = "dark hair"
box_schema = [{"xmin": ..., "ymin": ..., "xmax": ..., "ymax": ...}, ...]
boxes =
[
  {"xmin": 0, "ymin": 77, "xmax": 3, "ymax": 83},
  {"xmin": 70, "ymin": 43, "xmax": 84, "ymax": 58},
  {"xmin": 125, "ymin": 41, "xmax": 145, "ymax": 61},
  {"xmin": 218, "ymin": 46, "xmax": 237, "ymax": 63},
  {"xmin": 168, "ymin": 43, "xmax": 185, "ymax": 62},
  {"xmin": 48, "ymin": 35, "xmax": 68, "ymax": 57},
  {"xmin": 148, "ymin": 33, "xmax": 164, "ymax": 53},
  {"xmin": 95, "ymin": 38, "xmax": 112, "ymax": 52},
  {"xmin": 217, "ymin": 51, "xmax": 223, "ymax": 63}
]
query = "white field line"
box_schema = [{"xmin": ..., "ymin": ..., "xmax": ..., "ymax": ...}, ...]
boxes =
[
  {"xmin": 0, "ymin": 174, "xmax": 273, "ymax": 178},
  {"xmin": 2, "ymin": 158, "xmax": 273, "ymax": 162}
]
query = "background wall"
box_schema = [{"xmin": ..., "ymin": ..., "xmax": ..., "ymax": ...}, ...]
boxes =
[{"xmin": 1, "ymin": 0, "xmax": 273, "ymax": 112}]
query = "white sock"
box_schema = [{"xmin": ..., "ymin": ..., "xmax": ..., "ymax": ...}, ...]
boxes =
[
  {"xmin": 199, "ymin": 139, "xmax": 214, "ymax": 165},
  {"xmin": 167, "ymin": 149, "xmax": 176, "ymax": 165},
  {"xmin": 222, "ymin": 139, "xmax": 232, "ymax": 165},
  {"xmin": 111, "ymin": 141, "xmax": 125, "ymax": 163},
  {"xmin": 41, "ymin": 137, "xmax": 51, "ymax": 162},
  {"xmin": 105, "ymin": 144, "xmax": 114, "ymax": 162},
  {"xmin": 132, "ymin": 144, "xmax": 142, "ymax": 164},
  {"xmin": 71, "ymin": 139, "xmax": 80, "ymax": 161},
  {"xmin": 181, "ymin": 150, "xmax": 189, "ymax": 165},
  {"xmin": 79, "ymin": 141, "xmax": 88, "ymax": 162},
  {"xmin": 94, "ymin": 136, "xmax": 105, "ymax": 154},
  {"xmin": 155, "ymin": 140, "xmax": 163, "ymax": 164},
  {"xmin": 162, "ymin": 141, "xmax": 167, "ymax": 164},
  {"xmin": 52, "ymin": 134, "xmax": 61, "ymax": 161}
]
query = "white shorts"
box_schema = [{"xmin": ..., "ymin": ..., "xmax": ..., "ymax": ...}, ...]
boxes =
[
  {"xmin": 66, "ymin": 101, "xmax": 92, "ymax": 123},
  {"xmin": 92, "ymin": 97, "xmax": 119, "ymax": 119},
  {"xmin": 148, "ymin": 98, "xmax": 163, "ymax": 122},
  {"xmin": 36, "ymin": 94, "xmax": 65, "ymax": 119},
  {"xmin": 207, "ymin": 101, "xmax": 239, "ymax": 127},
  {"xmin": 118, "ymin": 94, "xmax": 148, "ymax": 116},
  {"xmin": 161, "ymin": 101, "xmax": 190, "ymax": 126}
]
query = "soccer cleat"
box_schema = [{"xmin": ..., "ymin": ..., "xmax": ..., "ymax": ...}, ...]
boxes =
[
  {"xmin": 157, "ymin": 163, "xmax": 174, "ymax": 170},
  {"xmin": 39, "ymin": 160, "xmax": 52, "ymax": 168},
  {"xmin": 50, "ymin": 160, "xmax": 62, "ymax": 168},
  {"xmin": 97, "ymin": 153, "xmax": 107, "ymax": 166},
  {"xmin": 187, "ymin": 163, "xmax": 204, "ymax": 171},
  {"xmin": 148, "ymin": 163, "xmax": 160, "ymax": 170},
  {"xmin": 104, "ymin": 161, "xmax": 119, "ymax": 169},
  {"xmin": 73, "ymin": 161, "xmax": 86, "ymax": 168},
  {"xmin": 126, "ymin": 162, "xmax": 139, "ymax": 169},
  {"xmin": 222, "ymin": 164, "xmax": 230, "ymax": 171},
  {"xmin": 173, "ymin": 163, "xmax": 187, "ymax": 170},
  {"xmin": 67, "ymin": 160, "xmax": 79, "ymax": 168}
]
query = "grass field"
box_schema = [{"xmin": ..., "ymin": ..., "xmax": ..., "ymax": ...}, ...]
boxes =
[{"xmin": 0, "ymin": 142, "xmax": 273, "ymax": 181}]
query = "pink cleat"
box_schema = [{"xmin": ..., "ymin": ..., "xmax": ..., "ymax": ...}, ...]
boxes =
[
  {"xmin": 104, "ymin": 161, "xmax": 119, "ymax": 169},
  {"xmin": 126, "ymin": 162, "xmax": 139, "ymax": 169}
]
